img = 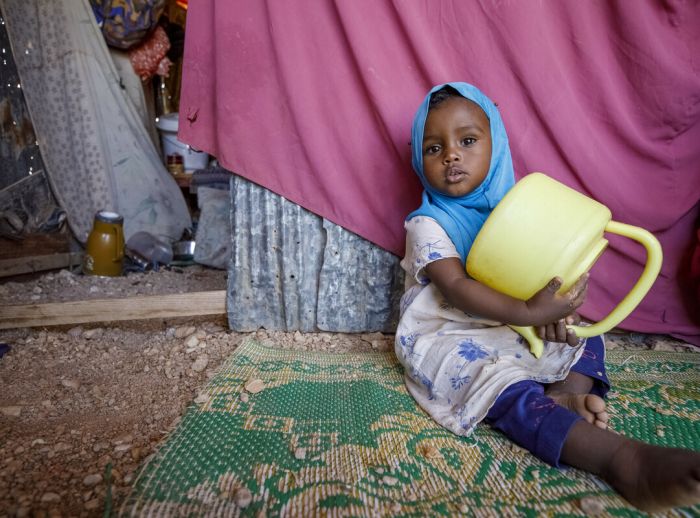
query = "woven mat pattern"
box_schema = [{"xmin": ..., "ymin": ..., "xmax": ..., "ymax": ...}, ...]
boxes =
[{"xmin": 120, "ymin": 340, "xmax": 700, "ymax": 517}]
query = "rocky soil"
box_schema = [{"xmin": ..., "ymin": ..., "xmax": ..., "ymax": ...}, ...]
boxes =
[{"xmin": 0, "ymin": 266, "xmax": 695, "ymax": 516}]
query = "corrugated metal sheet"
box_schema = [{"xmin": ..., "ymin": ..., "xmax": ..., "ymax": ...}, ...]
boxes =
[{"xmin": 227, "ymin": 174, "xmax": 404, "ymax": 332}]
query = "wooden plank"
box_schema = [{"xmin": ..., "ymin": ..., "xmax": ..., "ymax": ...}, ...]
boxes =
[
  {"xmin": 0, "ymin": 232, "xmax": 71, "ymax": 260},
  {"xmin": 0, "ymin": 252, "xmax": 83, "ymax": 278},
  {"xmin": 0, "ymin": 290, "xmax": 227, "ymax": 329}
]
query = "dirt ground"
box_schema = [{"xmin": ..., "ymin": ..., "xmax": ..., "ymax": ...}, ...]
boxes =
[{"xmin": 0, "ymin": 266, "xmax": 696, "ymax": 517}]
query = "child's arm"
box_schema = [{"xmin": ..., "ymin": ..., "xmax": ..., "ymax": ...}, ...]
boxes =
[{"xmin": 425, "ymin": 256, "xmax": 587, "ymax": 329}]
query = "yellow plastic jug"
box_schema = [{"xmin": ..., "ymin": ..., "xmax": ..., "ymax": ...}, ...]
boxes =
[
  {"xmin": 466, "ymin": 173, "xmax": 662, "ymax": 358},
  {"xmin": 83, "ymin": 210, "xmax": 125, "ymax": 277}
]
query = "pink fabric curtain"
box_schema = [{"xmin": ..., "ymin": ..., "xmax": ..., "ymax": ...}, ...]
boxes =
[{"xmin": 179, "ymin": 0, "xmax": 700, "ymax": 344}]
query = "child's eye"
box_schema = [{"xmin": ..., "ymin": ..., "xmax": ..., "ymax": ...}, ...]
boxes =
[
  {"xmin": 424, "ymin": 145, "xmax": 441, "ymax": 155},
  {"xmin": 461, "ymin": 137, "xmax": 477, "ymax": 146}
]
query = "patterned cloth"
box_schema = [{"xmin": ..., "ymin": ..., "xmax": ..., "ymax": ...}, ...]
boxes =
[
  {"xmin": 90, "ymin": 0, "xmax": 165, "ymax": 50},
  {"xmin": 3, "ymin": 0, "xmax": 191, "ymax": 243},
  {"xmin": 395, "ymin": 216, "xmax": 587, "ymax": 436},
  {"xmin": 128, "ymin": 25, "xmax": 172, "ymax": 80}
]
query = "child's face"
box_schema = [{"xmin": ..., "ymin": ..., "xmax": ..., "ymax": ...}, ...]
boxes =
[{"xmin": 422, "ymin": 97, "xmax": 492, "ymax": 197}]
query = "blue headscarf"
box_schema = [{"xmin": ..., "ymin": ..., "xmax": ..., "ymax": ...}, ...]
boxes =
[{"xmin": 407, "ymin": 82, "xmax": 515, "ymax": 263}]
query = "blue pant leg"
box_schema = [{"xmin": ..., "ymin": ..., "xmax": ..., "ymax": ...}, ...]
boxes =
[
  {"xmin": 569, "ymin": 335, "xmax": 610, "ymax": 398},
  {"xmin": 485, "ymin": 380, "xmax": 582, "ymax": 467}
]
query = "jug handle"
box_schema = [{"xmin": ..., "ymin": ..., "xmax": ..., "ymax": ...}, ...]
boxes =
[
  {"xmin": 113, "ymin": 225, "xmax": 125, "ymax": 262},
  {"xmin": 512, "ymin": 221, "xmax": 663, "ymax": 358}
]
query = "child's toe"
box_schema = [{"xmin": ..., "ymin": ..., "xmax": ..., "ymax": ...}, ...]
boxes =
[{"xmin": 586, "ymin": 394, "xmax": 606, "ymax": 414}]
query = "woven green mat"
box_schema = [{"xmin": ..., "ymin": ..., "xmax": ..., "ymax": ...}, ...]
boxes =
[{"xmin": 120, "ymin": 340, "xmax": 700, "ymax": 517}]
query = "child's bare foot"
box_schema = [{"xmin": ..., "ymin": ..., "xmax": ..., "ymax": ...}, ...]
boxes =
[
  {"xmin": 547, "ymin": 391, "xmax": 609, "ymax": 429},
  {"xmin": 563, "ymin": 422, "xmax": 700, "ymax": 512},
  {"xmin": 605, "ymin": 440, "xmax": 700, "ymax": 511}
]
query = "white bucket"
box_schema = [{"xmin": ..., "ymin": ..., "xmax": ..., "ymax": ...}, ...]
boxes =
[{"xmin": 155, "ymin": 113, "xmax": 209, "ymax": 173}]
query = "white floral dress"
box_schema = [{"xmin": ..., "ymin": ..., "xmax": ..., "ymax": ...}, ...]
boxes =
[{"xmin": 395, "ymin": 216, "xmax": 586, "ymax": 436}]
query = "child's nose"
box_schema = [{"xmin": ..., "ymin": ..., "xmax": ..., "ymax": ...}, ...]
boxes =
[{"xmin": 443, "ymin": 147, "xmax": 461, "ymax": 163}]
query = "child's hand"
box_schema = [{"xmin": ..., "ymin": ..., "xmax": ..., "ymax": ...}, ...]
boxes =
[
  {"xmin": 537, "ymin": 313, "xmax": 581, "ymax": 346},
  {"xmin": 525, "ymin": 274, "xmax": 589, "ymax": 327}
]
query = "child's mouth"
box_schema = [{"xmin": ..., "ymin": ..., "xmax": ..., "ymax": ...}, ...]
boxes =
[{"xmin": 445, "ymin": 167, "xmax": 466, "ymax": 183}]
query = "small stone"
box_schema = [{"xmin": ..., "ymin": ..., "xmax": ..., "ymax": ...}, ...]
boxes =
[
  {"xmin": 240, "ymin": 393, "xmax": 250, "ymax": 403},
  {"xmin": 459, "ymin": 504, "xmax": 469, "ymax": 513},
  {"xmin": 68, "ymin": 328, "xmax": 84, "ymax": 342},
  {"xmin": 83, "ymin": 328, "xmax": 103, "ymax": 339},
  {"xmin": 113, "ymin": 434, "xmax": 133, "ymax": 445},
  {"xmin": 192, "ymin": 354, "xmax": 209, "ymax": 372},
  {"xmin": 0, "ymin": 406, "xmax": 22, "ymax": 417},
  {"xmin": 114, "ymin": 444, "xmax": 132, "ymax": 453},
  {"xmin": 656, "ymin": 427, "xmax": 666, "ymax": 438},
  {"xmin": 233, "ymin": 487, "xmax": 253, "ymax": 508},
  {"xmin": 361, "ymin": 332, "xmax": 386, "ymax": 350},
  {"xmin": 509, "ymin": 443, "xmax": 526, "ymax": 454},
  {"xmin": 83, "ymin": 473, "xmax": 102, "ymax": 486},
  {"xmin": 652, "ymin": 341, "xmax": 679, "ymax": 352},
  {"xmin": 185, "ymin": 335, "xmax": 200, "ymax": 348},
  {"xmin": 175, "ymin": 326, "xmax": 197, "ymax": 339},
  {"xmin": 579, "ymin": 496, "xmax": 606, "ymax": 515},
  {"xmin": 84, "ymin": 498, "xmax": 100, "ymax": 510},
  {"xmin": 41, "ymin": 492, "xmax": 61, "ymax": 503},
  {"xmin": 93, "ymin": 442, "xmax": 109, "ymax": 452},
  {"xmin": 5, "ymin": 459, "xmax": 22, "ymax": 473},
  {"xmin": 32, "ymin": 438, "xmax": 46, "ymax": 446},
  {"xmin": 54, "ymin": 442, "xmax": 71, "ymax": 452},
  {"xmin": 420, "ymin": 444, "xmax": 441, "ymax": 459},
  {"xmin": 61, "ymin": 379, "xmax": 81, "ymax": 390},
  {"xmin": 194, "ymin": 393, "xmax": 209, "ymax": 404},
  {"xmin": 294, "ymin": 448, "xmax": 306, "ymax": 460},
  {"xmin": 110, "ymin": 468, "xmax": 122, "ymax": 483},
  {"xmin": 244, "ymin": 379, "xmax": 265, "ymax": 394}
]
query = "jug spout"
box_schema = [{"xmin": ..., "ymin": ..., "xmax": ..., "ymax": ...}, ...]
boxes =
[{"xmin": 509, "ymin": 325, "xmax": 544, "ymax": 358}]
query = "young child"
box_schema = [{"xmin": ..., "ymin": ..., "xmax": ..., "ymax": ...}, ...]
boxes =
[{"xmin": 395, "ymin": 81, "xmax": 700, "ymax": 512}]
